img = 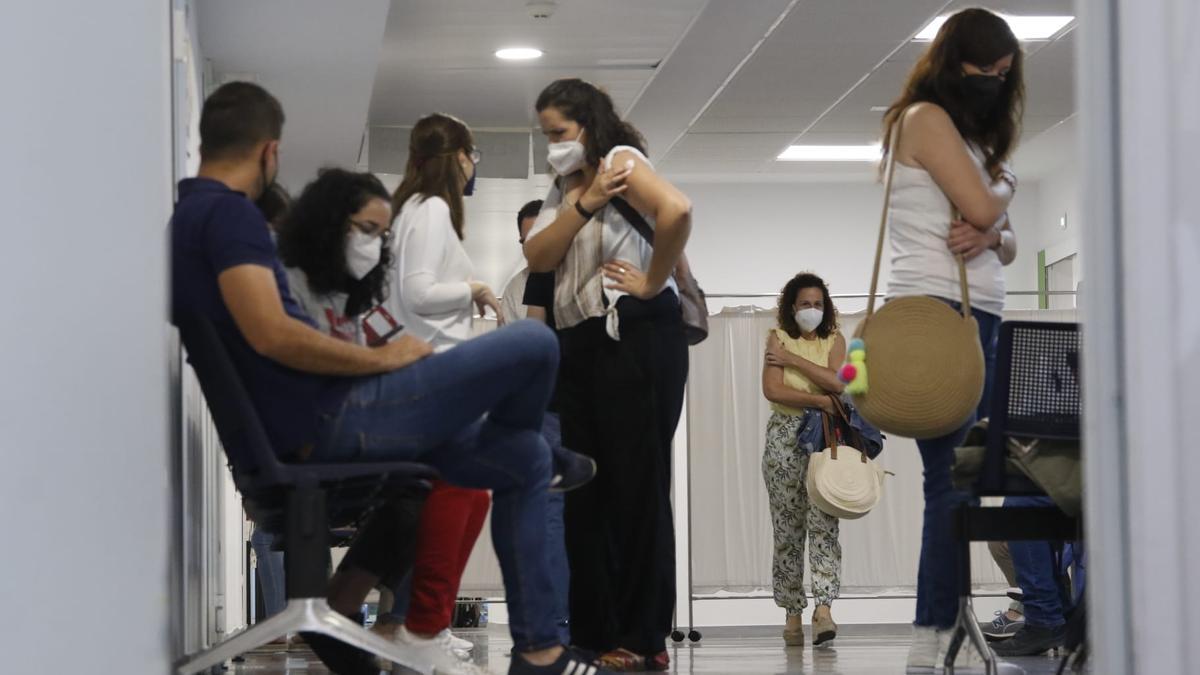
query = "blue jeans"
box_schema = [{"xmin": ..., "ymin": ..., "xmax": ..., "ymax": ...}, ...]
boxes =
[
  {"xmin": 1005, "ymin": 495, "xmax": 1067, "ymax": 628},
  {"xmin": 383, "ymin": 571, "xmax": 412, "ymax": 623},
  {"xmin": 914, "ymin": 304, "xmax": 1001, "ymax": 628},
  {"xmin": 541, "ymin": 413, "xmax": 571, "ymax": 643},
  {"xmin": 509, "ymin": 412, "xmax": 571, "ymax": 646},
  {"xmin": 250, "ymin": 528, "xmax": 287, "ymax": 619},
  {"xmin": 312, "ymin": 320, "xmax": 561, "ymax": 651}
]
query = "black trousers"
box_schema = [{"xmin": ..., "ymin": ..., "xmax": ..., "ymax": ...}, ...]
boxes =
[
  {"xmin": 339, "ymin": 488, "xmax": 426, "ymax": 588},
  {"xmin": 558, "ymin": 291, "xmax": 689, "ymax": 655}
]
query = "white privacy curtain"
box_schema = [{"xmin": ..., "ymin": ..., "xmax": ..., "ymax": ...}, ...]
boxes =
[
  {"xmin": 684, "ymin": 307, "xmax": 1059, "ymax": 595},
  {"xmin": 454, "ymin": 308, "xmax": 1077, "ymax": 596}
]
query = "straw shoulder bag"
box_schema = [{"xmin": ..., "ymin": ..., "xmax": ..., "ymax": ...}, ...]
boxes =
[
  {"xmin": 851, "ymin": 113, "xmax": 985, "ymax": 439},
  {"xmin": 807, "ymin": 396, "xmax": 887, "ymax": 520}
]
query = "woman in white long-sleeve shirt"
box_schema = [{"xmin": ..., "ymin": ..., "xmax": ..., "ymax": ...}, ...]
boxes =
[{"xmin": 387, "ymin": 114, "xmax": 501, "ymax": 352}]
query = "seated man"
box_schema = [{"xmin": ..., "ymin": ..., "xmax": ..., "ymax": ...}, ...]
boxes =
[
  {"xmin": 991, "ymin": 497, "xmax": 1071, "ymax": 657},
  {"xmin": 171, "ymin": 81, "xmax": 610, "ymax": 675}
]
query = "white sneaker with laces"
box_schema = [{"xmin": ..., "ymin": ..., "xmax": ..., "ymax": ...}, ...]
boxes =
[
  {"xmin": 438, "ymin": 628, "xmax": 475, "ymax": 655},
  {"xmin": 390, "ymin": 626, "xmax": 489, "ymax": 674}
]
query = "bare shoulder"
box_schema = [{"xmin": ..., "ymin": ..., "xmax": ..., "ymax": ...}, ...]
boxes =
[
  {"xmin": 895, "ymin": 103, "xmax": 959, "ymax": 161},
  {"xmin": 902, "ymin": 102, "xmax": 956, "ymax": 134},
  {"xmin": 608, "ymin": 148, "xmax": 651, "ymax": 174}
]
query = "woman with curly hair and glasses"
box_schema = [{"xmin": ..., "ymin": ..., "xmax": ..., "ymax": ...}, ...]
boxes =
[
  {"xmin": 276, "ymin": 168, "xmax": 397, "ymax": 343},
  {"xmin": 277, "ymin": 167, "xmax": 494, "ymax": 675}
]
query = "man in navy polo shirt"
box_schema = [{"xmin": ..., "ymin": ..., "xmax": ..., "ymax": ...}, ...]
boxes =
[{"xmin": 172, "ymin": 83, "xmax": 603, "ymax": 675}]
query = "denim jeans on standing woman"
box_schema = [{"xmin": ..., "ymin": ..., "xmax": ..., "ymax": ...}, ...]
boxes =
[
  {"xmin": 250, "ymin": 528, "xmax": 287, "ymax": 619},
  {"xmin": 914, "ymin": 301, "xmax": 1001, "ymax": 629},
  {"xmin": 509, "ymin": 411, "xmax": 572, "ymax": 646},
  {"xmin": 310, "ymin": 320, "xmax": 562, "ymax": 652}
]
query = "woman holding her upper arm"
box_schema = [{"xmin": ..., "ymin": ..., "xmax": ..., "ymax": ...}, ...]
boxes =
[
  {"xmin": 760, "ymin": 273, "xmax": 846, "ymax": 649},
  {"xmin": 523, "ymin": 78, "xmax": 692, "ymax": 671},
  {"xmin": 879, "ymin": 8, "xmax": 1021, "ymax": 668}
]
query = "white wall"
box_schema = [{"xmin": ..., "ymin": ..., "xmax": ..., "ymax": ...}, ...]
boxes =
[
  {"xmin": 673, "ymin": 178, "xmax": 1044, "ymax": 312},
  {"xmin": 1015, "ymin": 117, "xmax": 1083, "ymax": 285},
  {"xmin": 0, "ymin": 1, "xmax": 173, "ymax": 672},
  {"xmin": 377, "ymin": 174, "xmax": 553, "ymax": 298},
  {"xmin": 383, "ymin": 172, "xmax": 1056, "ymax": 313},
  {"xmin": 1087, "ymin": 0, "xmax": 1200, "ymax": 672}
]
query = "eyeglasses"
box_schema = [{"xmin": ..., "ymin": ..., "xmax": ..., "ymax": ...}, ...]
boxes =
[
  {"xmin": 468, "ymin": 148, "xmax": 482, "ymax": 164},
  {"xmin": 349, "ymin": 219, "xmax": 389, "ymax": 240}
]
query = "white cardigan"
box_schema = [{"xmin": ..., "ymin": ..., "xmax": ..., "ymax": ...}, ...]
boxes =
[{"xmin": 386, "ymin": 194, "xmax": 475, "ymax": 352}]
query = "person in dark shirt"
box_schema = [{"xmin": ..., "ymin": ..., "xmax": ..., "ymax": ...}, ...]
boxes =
[{"xmin": 171, "ymin": 82, "xmax": 610, "ymax": 675}]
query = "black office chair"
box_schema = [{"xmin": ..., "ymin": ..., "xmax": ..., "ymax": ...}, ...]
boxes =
[
  {"xmin": 173, "ymin": 314, "xmax": 439, "ymax": 675},
  {"xmin": 944, "ymin": 321, "xmax": 1084, "ymax": 674}
]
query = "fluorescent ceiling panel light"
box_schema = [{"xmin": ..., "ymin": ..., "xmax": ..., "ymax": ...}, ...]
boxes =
[
  {"xmin": 914, "ymin": 15, "xmax": 1074, "ymax": 41},
  {"xmin": 777, "ymin": 144, "xmax": 882, "ymax": 162},
  {"xmin": 495, "ymin": 47, "xmax": 544, "ymax": 60}
]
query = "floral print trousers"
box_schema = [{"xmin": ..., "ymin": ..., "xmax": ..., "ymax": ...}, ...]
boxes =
[{"xmin": 762, "ymin": 411, "xmax": 842, "ymax": 614}]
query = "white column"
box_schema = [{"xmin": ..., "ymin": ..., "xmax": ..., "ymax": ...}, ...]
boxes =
[
  {"xmin": 1081, "ymin": 1, "xmax": 1200, "ymax": 672},
  {"xmin": 0, "ymin": 1, "xmax": 174, "ymax": 672}
]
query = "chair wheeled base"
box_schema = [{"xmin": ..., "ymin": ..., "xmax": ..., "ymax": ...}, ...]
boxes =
[{"xmin": 174, "ymin": 597, "xmax": 433, "ymax": 675}]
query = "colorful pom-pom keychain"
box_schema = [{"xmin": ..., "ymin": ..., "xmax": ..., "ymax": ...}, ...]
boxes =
[{"xmin": 839, "ymin": 338, "xmax": 868, "ymax": 395}]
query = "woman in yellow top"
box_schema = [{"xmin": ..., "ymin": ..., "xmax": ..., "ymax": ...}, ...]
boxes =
[{"xmin": 761, "ymin": 272, "xmax": 848, "ymax": 649}]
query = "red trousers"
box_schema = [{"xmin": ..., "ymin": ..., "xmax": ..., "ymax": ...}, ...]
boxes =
[{"xmin": 406, "ymin": 480, "xmax": 491, "ymax": 635}]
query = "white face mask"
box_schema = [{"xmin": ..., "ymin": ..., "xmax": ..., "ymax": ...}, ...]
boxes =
[
  {"xmin": 795, "ymin": 307, "xmax": 824, "ymax": 334},
  {"xmin": 345, "ymin": 229, "xmax": 382, "ymax": 280},
  {"xmin": 547, "ymin": 129, "xmax": 587, "ymax": 175}
]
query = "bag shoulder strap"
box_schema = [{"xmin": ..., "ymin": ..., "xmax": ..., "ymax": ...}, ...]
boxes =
[
  {"xmin": 821, "ymin": 405, "xmax": 839, "ymax": 461},
  {"xmin": 609, "ymin": 196, "xmax": 654, "ymax": 245},
  {"xmin": 867, "ymin": 107, "xmax": 971, "ymax": 320},
  {"xmin": 828, "ymin": 395, "xmax": 869, "ymax": 463}
]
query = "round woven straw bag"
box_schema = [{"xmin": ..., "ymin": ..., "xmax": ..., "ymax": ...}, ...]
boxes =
[
  {"xmin": 806, "ymin": 397, "xmax": 887, "ymax": 520},
  {"xmin": 852, "ymin": 116, "xmax": 985, "ymax": 439}
]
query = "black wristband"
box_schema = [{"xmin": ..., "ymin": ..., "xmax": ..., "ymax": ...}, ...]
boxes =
[{"xmin": 574, "ymin": 200, "xmax": 594, "ymax": 220}]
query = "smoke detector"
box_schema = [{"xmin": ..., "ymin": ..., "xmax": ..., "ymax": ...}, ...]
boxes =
[{"xmin": 526, "ymin": 0, "xmax": 557, "ymax": 20}]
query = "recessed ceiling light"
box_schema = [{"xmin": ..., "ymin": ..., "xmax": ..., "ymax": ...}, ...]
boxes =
[
  {"xmin": 495, "ymin": 47, "xmax": 544, "ymax": 61},
  {"xmin": 914, "ymin": 14, "xmax": 1074, "ymax": 41},
  {"xmin": 869, "ymin": 105, "xmax": 889, "ymax": 112},
  {"xmin": 777, "ymin": 144, "xmax": 882, "ymax": 162}
]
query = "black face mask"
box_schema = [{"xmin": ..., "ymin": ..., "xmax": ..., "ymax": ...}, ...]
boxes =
[
  {"xmin": 961, "ymin": 74, "xmax": 1004, "ymax": 117},
  {"xmin": 462, "ymin": 162, "xmax": 477, "ymax": 197}
]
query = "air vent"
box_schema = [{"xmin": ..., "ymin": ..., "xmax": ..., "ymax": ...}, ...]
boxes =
[{"xmin": 526, "ymin": 0, "xmax": 557, "ymax": 20}]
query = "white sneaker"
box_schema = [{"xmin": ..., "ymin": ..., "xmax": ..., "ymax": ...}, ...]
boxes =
[
  {"xmin": 936, "ymin": 628, "xmax": 986, "ymax": 670},
  {"xmin": 907, "ymin": 625, "xmax": 940, "ymax": 671},
  {"xmin": 438, "ymin": 628, "xmax": 475, "ymax": 655},
  {"xmin": 395, "ymin": 626, "xmax": 491, "ymax": 675},
  {"xmin": 936, "ymin": 629, "xmax": 1024, "ymax": 673}
]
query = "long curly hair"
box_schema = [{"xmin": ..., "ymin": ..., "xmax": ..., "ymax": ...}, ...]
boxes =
[
  {"xmin": 276, "ymin": 168, "xmax": 393, "ymax": 317},
  {"xmin": 391, "ymin": 113, "xmax": 474, "ymax": 239},
  {"xmin": 535, "ymin": 78, "xmax": 647, "ymax": 168},
  {"xmin": 776, "ymin": 272, "xmax": 838, "ymax": 340},
  {"xmin": 882, "ymin": 8, "xmax": 1024, "ymax": 178}
]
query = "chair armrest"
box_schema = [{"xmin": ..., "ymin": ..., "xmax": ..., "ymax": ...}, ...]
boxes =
[{"xmin": 259, "ymin": 460, "xmax": 440, "ymax": 488}]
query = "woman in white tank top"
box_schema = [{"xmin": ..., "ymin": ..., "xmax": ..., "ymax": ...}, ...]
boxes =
[{"xmin": 877, "ymin": 8, "xmax": 1029, "ymax": 668}]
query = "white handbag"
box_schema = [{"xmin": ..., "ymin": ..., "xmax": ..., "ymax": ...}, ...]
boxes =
[{"xmin": 806, "ymin": 396, "xmax": 887, "ymax": 520}]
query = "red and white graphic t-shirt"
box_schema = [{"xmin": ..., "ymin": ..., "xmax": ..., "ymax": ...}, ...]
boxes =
[{"xmin": 284, "ymin": 266, "xmax": 401, "ymax": 347}]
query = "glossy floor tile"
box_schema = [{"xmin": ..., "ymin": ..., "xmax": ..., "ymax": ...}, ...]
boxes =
[{"xmin": 228, "ymin": 624, "xmax": 1087, "ymax": 674}]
